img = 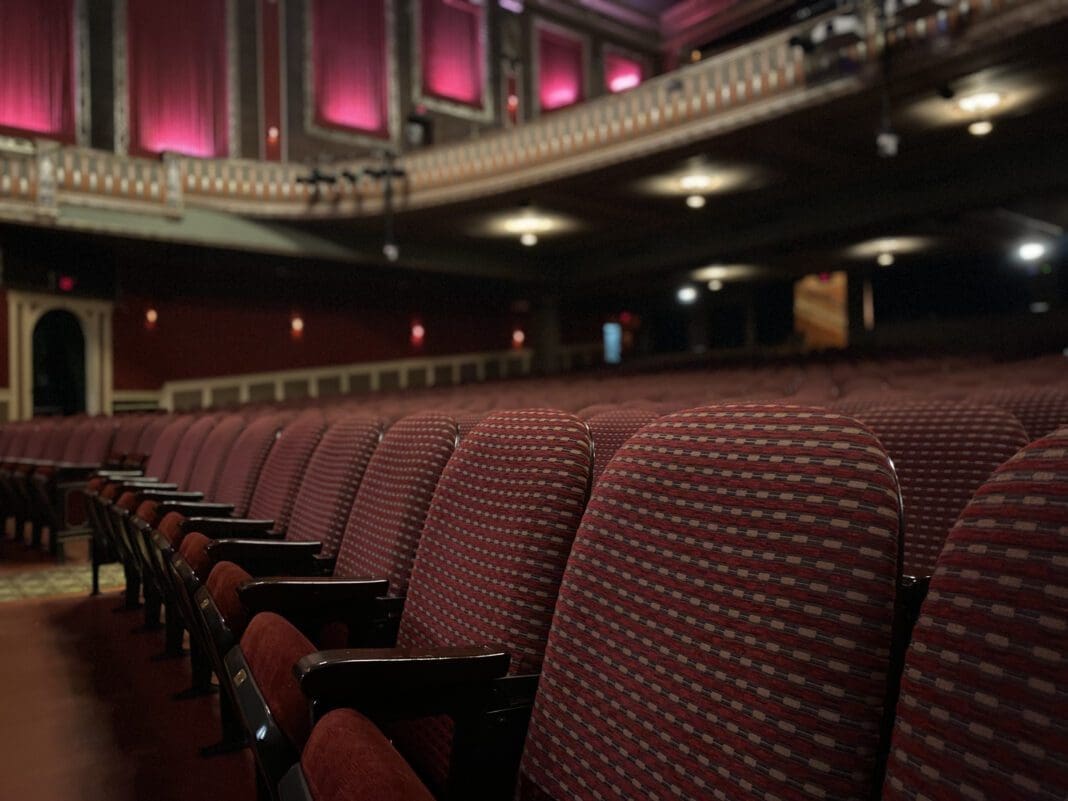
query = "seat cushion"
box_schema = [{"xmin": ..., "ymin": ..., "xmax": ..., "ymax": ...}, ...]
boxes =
[
  {"xmin": 206, "ymin": 561, "xmax": 254, "ymax": 638},
  {"xmin": 177, "ymin": 532, "xmax": 214, "ymax": 581},
  {"xmin": 301, "ymin": 709, "xmax": 434, "ymax": 801},
  {"xmin": 134, "ymin": 499, "xmax": 160, "ymax": 528},
  {"xmin": 116, "ymin": 490, "xmax": 139, "ymax": 511},
  {"xmin": 158, "ymin": 511, "xmax": 187, "ymax": 546},
  {"xmin": 242, "ymin": 612, "xmax": 318, "ymax": 750}
]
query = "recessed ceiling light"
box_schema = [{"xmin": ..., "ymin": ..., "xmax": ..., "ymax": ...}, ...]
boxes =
[
  {"xmin": 708, "ymin": 279, "xmax": 724, "ymax": 291},
  {"xmin": 957, "ymin": 91, "xmax": 1002, "ymax": 114},
  {"xmin": 504, "ymin": 215, "xmax": 554, "ymax": 235},
  {"xmin": 968, "ymin": 120, "xmax": 994, "ymax": 136},
  {"xmin": 1018, "ymin": 241, "xmax": 1047, "ymax": 262},
  {"xmin": 677, "ymin": 286, "xmax": 698, "ymax": 304},
  {"xmin": 520, "ymin": 233, "xmax": 538, "ymax": 247},
  {"xmin": 679, "ymin": 174, "xmax": 714, "ymax": 192},
  {"xmin": 686, "ymin": 195, "xmax": 706, "ymax": 209},
  {"xmin": 877, "ymin": 252, "xmax": 895, "ymax": 267}
]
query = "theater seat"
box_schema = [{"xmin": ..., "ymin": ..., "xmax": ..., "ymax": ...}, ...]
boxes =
[
  {"xmin": 839, "ymin": 401, "xmax": 1029, "ymax": 576},
  {"xmin": 278, "ymin": 405, "xmax": 903, "ymax": 801},
  {"xmin": 582, "ymin": 406, "xmax": 659, "ymax": 483},
  {"xmin": 882, "ymin": 426, "xmax": 1068, "ymax": 800},
  {"xmin": 227, "ymin": 409, "xmax": 593, "ymax": 796},
  {"xmin": 972, "ymin": 387, "xmax": 1068, "ymax": 440}
]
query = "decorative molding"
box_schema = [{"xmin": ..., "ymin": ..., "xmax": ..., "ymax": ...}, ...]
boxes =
[
  {"xmin": 302, "ymin": 0, "xmax": 402, "ymax": 150},
  {"xmin": 0, "ymin": 0, "xmax": 1059, "ymax": 225},
  {"xmin": 154, "ymin": 347, "xmax": 536, "ymax": 410},
  {"xmin": 227, "ymin": 0, "xmax": 241, "ymax": 158},
  {"xmin": 410, "ymin": 0, "xmax": 496, "ymax": 124},
  {"xmin": 75, "ymin": 0, "xmax": 92, "ymax": 147},
  {"xmin": 530, "ymin": 0, "xmax": 658, "ymax": 52},
  {"xmin": 112, "ymin": 0, "xmax": 129, "ymax": 155},
  {"xmin": 5, "ymin": 290, "xmax": 114, "ymax": 421}
]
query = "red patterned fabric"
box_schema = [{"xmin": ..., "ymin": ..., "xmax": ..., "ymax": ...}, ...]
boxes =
[
  {"xmin": 242, "ymin": 612, "xmax": 319, "ymax": 750},
  {"xmin": 210, "ymin": 414, "xmax": 288, "ymax": 517},
  {"xmin": 142, "ymin": 416, "xmax": 195, "ymax": 481},
  {"xmin": 583, "ymin": 407, "xmax": 659, "ymax": 484},
  {"xmin": 883, "ymin": 427, "xmax": 1068, "ymax": 801},
  {"xmin": 59, "ymin": 420, "xmax": 96, "ymax": 462},
  {"xmin": 164, "ymin": 415, "xmax": 218, "ymax": 485},
  {"xmin": 111, "ymin": 416, "xmax": 149, "ymax": 460},
  {"xmin": 519, "ymin": 405, "xmax": 902, "ymax": 801},
  {"xmin": 283, "ymin": 416, "xmax": 382, "ymax": 558},
  {"xmin": 971, "ymin": 387, "xmax": 1068, "ymax": 441},
  {"xmin": 334, "ymin": 412, "xmax": 458, "ymax": 594},
  {"xmin": 205, "ymin": 560, "xmax": 254, "ymax": 637},
  {"xmin": 390, "ymin": 409, "xmax": 593, "ymax": 792},
  {"xmin": 134, "ymin": 415, "xmax": 172, "ymax": 458},
  {"xmin": 844, "ymin": 401, "xmax": 1028, "ymax": 576},
  {"xmin": 76, "ymin": 421, "xmax": 117, "ymax": 463},
  {"xmin": 301, "ymin": 709, "xmax": 435, "ymax": 801},
  {"xmin": 243, "ymin": 412, "xmax": 329, "ymax": 529},
  {"xmin": 178, "ymin": 531, "xmax": 213, "ymax": 581},
  {"xmin": 185, "ymin": 414, "xmax": 246, "ymax": 495},
  {"xmin": 158, "ymin": 511, "xmax": 185, "ymax": 546}
]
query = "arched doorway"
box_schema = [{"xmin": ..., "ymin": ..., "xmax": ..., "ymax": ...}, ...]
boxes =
[{"xmin": 32, "ymin": 310, "xmax": 87, "ymax": 416}]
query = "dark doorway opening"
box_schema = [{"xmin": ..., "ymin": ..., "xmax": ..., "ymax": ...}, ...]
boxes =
[{"xmin": 33, "ymin": 310, "xmax": 86, "ymax": 416}]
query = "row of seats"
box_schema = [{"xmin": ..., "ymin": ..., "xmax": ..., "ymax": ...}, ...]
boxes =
[{"xmin": 1, "ymin": 352, "xmax": 1066, "ymax": 799}]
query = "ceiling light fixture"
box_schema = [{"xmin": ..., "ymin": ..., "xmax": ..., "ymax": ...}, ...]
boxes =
[
  {"xmin": 686, "ymin": 195, "xmax": 706, "ymax": 209},
  {"xmin": 708, "ymin": 279, "xmax": 724, "ymax": 292},
  {"xmin": 503, "ymin": 215, "xmax": 554, "ymax": 235},
  {"xmin": 679, "ymin": 174, "xmax": 714, "ymax": 192},
  {"xmin": 877, "ymin": 252, "xmax": 895, "ymax": 267},
  {"xmin": 957, "ymin": 91, "xmax": 1002, "ymax": 114},
  {"xmin": 968, "ymin": 120, "xmax": 994, "ymax": 136},
  {"xmin": 520, "ymin": 233, "xmax": 538, "ymax": 247},
  {"xmin": 677, "ymin": 286, "xmax": 698, "ymax": 304},
  {"xmin": 1018, "ymin": 241, "xmax": 1048, "ymax": 262}
]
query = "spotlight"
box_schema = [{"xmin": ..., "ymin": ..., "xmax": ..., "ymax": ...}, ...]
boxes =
[
  {"xmin": 968, "ymin": 120, "xmax": 993, "ymax": 137},
  {"xmin": 383, "ymin": 243, "xmax": 400, "ymax": 262},
  {"xmin": 877, "ymin": 252, "xmax": 895, "ymax": 267},
  {"xmin": 520, "ymin": 233, "xmax": 538, "ymax": 247},
  {"xmin": 708, "ymin": 279, "xmax": 724, "ymax": 292},
  {"xmin": 1018, "ymin": 241, "xmax": 1048, "ymax": 262},
  {"xmin": 677, "ymin": 286, "xmax": 698, "ymax": 304},
  {"xmin": 957, "ymin": 92, "xmax": 1001, "ymax": 114},
  {"xmin": 686, "ymin": 195, "xmax": 706, "ymax": 209}
]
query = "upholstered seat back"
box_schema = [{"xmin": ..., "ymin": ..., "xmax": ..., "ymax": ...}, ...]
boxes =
[
  {"xmin": 245, "ymin": 411, "xmax": 329, "ymax": 530},
  {"xmin": 520, "ymin": 405, "xmax": 903, "ymax": 801},
  {"xmin": 847, "ymin": 401, "xmax": 1028, "ymax": 576},
  {"xmin": 78, "ymin": 420, "xmax": 119, "ymax": 464},
  {"xmin": 141, "ymin": 415, "xmax": 195, "ymax": 480},
  {"xmin": 333, "ymin": 411, "xmax": 458, "ymax": 594},
  {"xmin": 973, "ymin": 387, "xmax": 1068, "ymax": 440},
  {"xmin": 583, "ymin": 407, "xmax": 659, "ymax": 483},
  {"xmin": 883, "ymin": 427, "xmax": 1068, "ymax": 801},
  {"xmin": 210, "ymin": 414, "xmax": 289, "ymax": 517},
  {"xmin": 184, "ymin": 414, "xmax": 247, "ymax": 496},
  {"xmin": 283, "ymin": 415, "xmax": 382, "ymax": 559},
  {"xmin": 162, "ymin": 415, "xmax": 219, "ymax": 485}
]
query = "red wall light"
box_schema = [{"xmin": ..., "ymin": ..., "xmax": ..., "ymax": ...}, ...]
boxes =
[
  {"xmin": 410, "ymin": 320, "xmax": 426, "ymax": 349},
  {"xmin": 290, "ymin": 315, "xmax": 305, "ymax": 340},
  {"xmin": 58, "ymin": 275, "xmax": 76, "ymax": 292},
  {"xmin": 511, "ymin": 328, "xmax": 526, "ymax": 349},
  {"xmin": 145, "ymin": 307, "xmax": 159, "ymax": 330}
]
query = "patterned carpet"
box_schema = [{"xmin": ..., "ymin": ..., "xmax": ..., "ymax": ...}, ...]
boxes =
[{"xmin": 0, "ymin": 563, "xmax": 124, "ymax": 602}]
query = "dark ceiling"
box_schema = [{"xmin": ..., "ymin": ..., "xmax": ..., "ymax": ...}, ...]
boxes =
[{"xmin": 291, "ymin": 14, "xmax": 1068, "ymax": 297}]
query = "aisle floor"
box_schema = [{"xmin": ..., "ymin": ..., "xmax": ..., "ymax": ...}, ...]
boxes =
[{"xmin": 0, "ymin": 582, "xmax": 255, "ymax": 801}]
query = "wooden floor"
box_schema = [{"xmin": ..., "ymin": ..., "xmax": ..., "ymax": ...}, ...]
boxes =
[{"xmin": 0, "ymin": 557, "xmax": 255, "ymax": 801}]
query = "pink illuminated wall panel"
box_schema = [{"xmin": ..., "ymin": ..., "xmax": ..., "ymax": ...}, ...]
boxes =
[
  {"xmin": 604, "ymin": 52, "xmax": 644, "ymax": 94},
  {"xmin": 538, "ymin": 28, "xmax": 584, "ymax": 112},
  {"xmin": 0, "ymin": 0, "xmax": 77, "ymax": 142},
  {"xmin": 127, "ymin": 0, "xmax": 229, "ymax": 158},
  {"xmin": 421, "ymin": 0, "xmax": 483, "ymax": 108},
  {"xmin": 312, "ymin": 0, "xmax": 390, "ymax": 138}
]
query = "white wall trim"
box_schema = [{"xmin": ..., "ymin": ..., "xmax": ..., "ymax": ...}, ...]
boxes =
[{"xmin": 5, "ymin": 290, "xmax": 114, "ymax": 420}]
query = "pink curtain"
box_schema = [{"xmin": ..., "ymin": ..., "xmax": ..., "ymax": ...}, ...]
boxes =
[
  {"xmin": 312, "ymin": 0, "xmax": 390, "ymax": 137},
  {"xmin": 604, "ymin": 52, "xmax": 643, "ymax": 94},
  {"xmin": 127, "ymin": 0, "xmax": 229, "ymax": 158},
  {"xmin": 421, "ymin": 0, "xmax": 483, "ymax": 108},
  {"xmin": 0, "ymin": 0, "xmax": 76, "ymax": 141},
  {"xmin": 538, "ymin": 28, "xmax": 584, "ymax": 112}
]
